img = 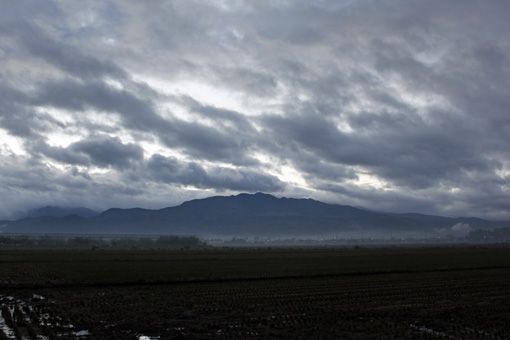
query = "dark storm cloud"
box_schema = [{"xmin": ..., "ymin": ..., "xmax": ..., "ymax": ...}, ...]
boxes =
[
  {"xmin": 147, "ymin": 154, "xmax": 283, "ymax": 192},
  {"xmin": 262, "ymin": 109, "xmax": 496, "ymax": 189},
  {"xmin": 36, "ymin": 135, "xmax": 144, "ymax": 169},
  {"xmin": 15, "ymin": 24, "xmax": 127, "ymax": 80},
  {"xmin": 32, "ymin": 79, "xmax": 157, "ymax": 126},
  {"xmin": 288, "ymin": 152, "xmax": 359, "ymax": 183},
  {"xmin": 0, "ymin": 82, "xmax": 63, "ymax": 138},
  {"xmin": 255, "ymin": 0, "xmax": 510, "ymax": 193},
  {"xmin": 71, "ymin": 136, "xmax": 143, "ymax": 168},
  {"xmin": 32, "ymin": 78, "xmax": 259, "ymax": 165},
  {"xmin": 179, "ymin": 96, "xmax": 255, "ymax": 132},
  {"xmin": 1, "ymin": 0, "xmax": 510, "ymax": 219}
]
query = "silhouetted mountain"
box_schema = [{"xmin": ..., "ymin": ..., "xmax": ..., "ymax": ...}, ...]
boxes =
[
  {"xmin": 3, "ymin": 193, "xmax": 509, "ymax": 236},
  {"xmin": 26, "ymin": 206, "xmax": 98, "ymax": 219}
]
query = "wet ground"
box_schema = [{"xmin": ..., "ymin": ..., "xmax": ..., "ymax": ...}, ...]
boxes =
[
  {"xmin": 1, "ymin": 247, "xmax": 510, "ymax": 339},
  {"xmin": 2, "ymin": 267, "xmax": 510, "ymax": 339}
]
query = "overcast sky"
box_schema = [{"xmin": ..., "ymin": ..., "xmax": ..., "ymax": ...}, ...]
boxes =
[{"xmin": 1, "ymin": 0, "xmax": 510, "ymax": 219}]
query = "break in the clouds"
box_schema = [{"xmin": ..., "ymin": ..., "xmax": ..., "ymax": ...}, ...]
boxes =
[{"xmin": 1, "ymin": 0, "xmax": 510, "ymax": 219}]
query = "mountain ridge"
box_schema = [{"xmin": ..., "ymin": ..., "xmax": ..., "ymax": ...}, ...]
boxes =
[
  {"xmin": 26, "ymin": 206, "xmax": 99, "ymax": 219},
  {"xmin": 3, "ymin": 193, "xmax": 509, "ymax": 237}
]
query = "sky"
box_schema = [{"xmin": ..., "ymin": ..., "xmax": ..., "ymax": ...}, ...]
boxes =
[{"xmin": 1, "ymin": 0, "xmax": 510, "ymax": 220}]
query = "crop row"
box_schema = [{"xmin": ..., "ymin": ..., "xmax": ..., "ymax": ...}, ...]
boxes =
[{"xmin": 3, "ymin": 267, "xmax": 506, "ymax": 339}]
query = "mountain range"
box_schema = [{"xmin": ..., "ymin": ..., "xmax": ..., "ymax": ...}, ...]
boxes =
[
  {"xmin": 1, "ymin": 193, "xmax": 509, "ymax": 237},
  {"xmin": 26, "ymin": 206, "xmax": 98, "ymax": 219}
]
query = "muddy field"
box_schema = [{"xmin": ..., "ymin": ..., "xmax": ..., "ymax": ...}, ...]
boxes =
[{"xmin": 1, "ymin": 247, "xmax": 510, "ymax": 339}]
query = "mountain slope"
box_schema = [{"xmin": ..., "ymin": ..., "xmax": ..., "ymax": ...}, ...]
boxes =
[
  {"xmin": 3, "ymin": 193, "xmax": 509, "ymax": 236},
  {"xmin": 26, "ymin": 206, "xmax": 98, "ymax": 218}
]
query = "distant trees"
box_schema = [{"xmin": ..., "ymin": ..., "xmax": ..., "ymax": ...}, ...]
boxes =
[
  {"xmin": 0, "ymin": 235, "xmax": 207, "ymax": 249},
  {"xmin": 110, "ymin": 235, "xmax": 206, "ymax": 249},
  {"xmin": 467, "ymin": 227, "xmax": 510, "ymax": 243}
]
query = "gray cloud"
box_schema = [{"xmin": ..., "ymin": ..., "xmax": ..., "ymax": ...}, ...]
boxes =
[
  {"xmin": 0, "ymin": 83, "xmax": 44, "ymax": 138},
  {"xmin": 71, "ymin": 136, "xmax": 143, "ymax": 168},
  {"xmin": 0, "ymin": 0, "xmax": 510, "ymax": 219},
  {"xmin": 31, "ymin": 78, "xmax": 260, "ymax": 165},
  {"xmin": 36, "ymin": 135, "xmax": 144, "ymax": 168},
  {"xmin": 16, "ymin": 23, "xmax": 127, "ymax": 81},
  {"xmin": 147, "ymin": 154, "xmax": 283, "ymax": 192}
]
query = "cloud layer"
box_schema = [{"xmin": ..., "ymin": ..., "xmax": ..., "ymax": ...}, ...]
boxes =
[{"xmin": 1, "ymin": 0, "xmax": 510, "ymax": 219}]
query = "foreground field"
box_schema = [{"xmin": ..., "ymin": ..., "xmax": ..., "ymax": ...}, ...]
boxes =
[{"xmin": 1, "ymin": 246, "xmax": 510, "ymax": 339}]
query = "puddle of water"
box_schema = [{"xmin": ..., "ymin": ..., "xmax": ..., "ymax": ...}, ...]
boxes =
[
  {"xmin": 1, "ymin": 294, "xmax": 90, "ymax": 339},
  {"xmin": 32, "ymin": 294, "xmax": 45, "ymax": 301},
  {"xmin": 74, "ymin": 330, "xmax": 90, "ymax": 337},
  {"xmin": 0, "ymin": 296, "xmax": 16, "ymax": 340},
  {"xmin": 0, "ymin": 314, "xmax": 17, "ymax": 339},
  {"xmin": 410, "ymin": 323, "xmax": 448, "ymax": 338}
]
